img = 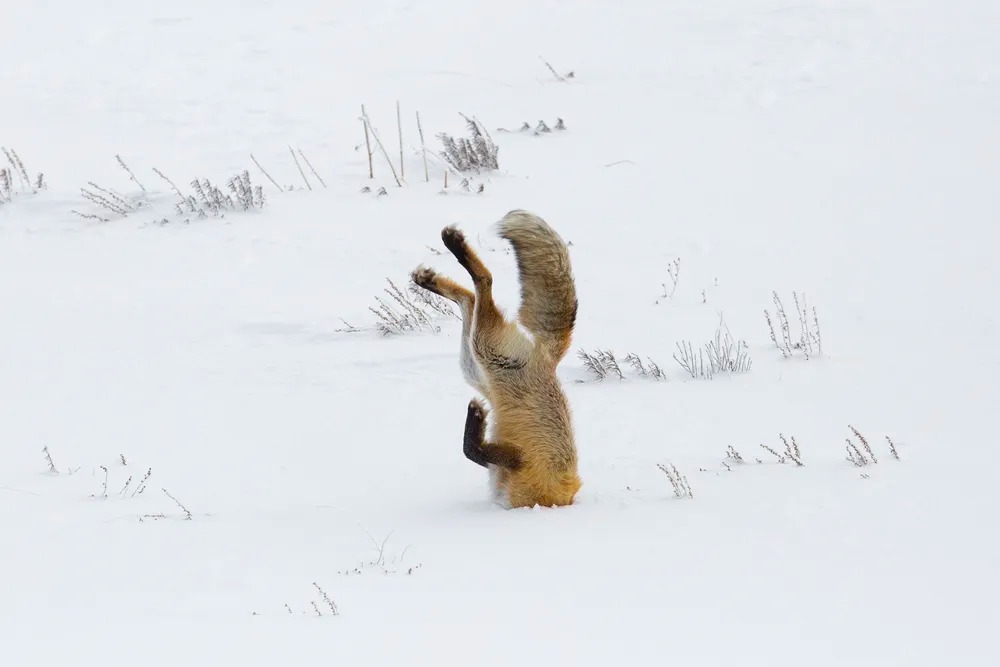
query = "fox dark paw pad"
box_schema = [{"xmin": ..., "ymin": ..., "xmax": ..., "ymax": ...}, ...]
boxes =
[{"xmin": 441, "ymin": 225, "xmax": 470, "ymax": 263}]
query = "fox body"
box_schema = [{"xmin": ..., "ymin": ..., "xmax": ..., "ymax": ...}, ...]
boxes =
[{"xmin": 412, "ymin": 210, "xmax": 581, "ymax": 509}]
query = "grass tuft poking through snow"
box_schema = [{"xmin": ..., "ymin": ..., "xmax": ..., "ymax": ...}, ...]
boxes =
[
  {"xmin": 765, "ymin": 290, "xmax": 822, "ymax": 360},
  {"xmin": 657, "ymin": 463, "xmax": 694, "ymax": 499},
  {"xmin": 368, "ymin": 277, "xmax": 458, "ymax": 335}
]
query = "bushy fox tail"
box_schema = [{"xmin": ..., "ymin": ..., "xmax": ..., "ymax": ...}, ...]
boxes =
[{"xmin": 495, "ymin": 210, "xmax": 578, "ymax": 364}]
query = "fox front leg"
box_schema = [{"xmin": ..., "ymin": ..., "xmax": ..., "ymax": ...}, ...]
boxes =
[{"xmin": 463, "ymin": 399, "xmax": 521, "ymax": 470}]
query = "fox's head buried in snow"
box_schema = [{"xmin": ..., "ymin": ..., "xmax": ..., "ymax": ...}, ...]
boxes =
[{"xmin": 411, "ymin": 209, "xmax": 581, "ymax": 509}]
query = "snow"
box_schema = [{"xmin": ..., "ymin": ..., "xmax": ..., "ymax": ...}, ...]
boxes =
[{"xmin": 2, "ymin": 0, "xmax": 999, "ymax": 664}]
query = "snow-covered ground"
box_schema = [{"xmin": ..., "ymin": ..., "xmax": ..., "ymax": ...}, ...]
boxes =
[{"xmin": 2, "ymin": 1, "xmax": 998, "ymax": 664}]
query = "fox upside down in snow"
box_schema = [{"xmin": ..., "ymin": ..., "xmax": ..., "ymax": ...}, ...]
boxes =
[{"xmin": 411, "ymin": 210, "xmax": 581, "ymax": 509}]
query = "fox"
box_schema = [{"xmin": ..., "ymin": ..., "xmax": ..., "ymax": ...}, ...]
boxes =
[{"xmin": 410, "ymin": 209, "xmax": 581, "ymax": 509}]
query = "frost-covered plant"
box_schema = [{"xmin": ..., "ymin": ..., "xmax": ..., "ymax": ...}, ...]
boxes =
[
  {"xmin": 438, "ymin": 114, "xmax": 499, "ymax": 174},
  {"xmin": 152, "ymin": 167, "xmax": 266, "ymax": 221},
  {"xmin": 845, "ymin": 425, "xmax": 897, "ymax": 466},
  {"xmin": 578, "ymin": 349, "xmax": 665, "ymax": 381},
  {"xmin": 371, "ymin": 278, "xmax": 458, "ymax": 336},
  {"xmin": 765, "ymin": 290, "xmax": 821, "ymax": 359},
  {"xmin": 759, "ymin": 434, "xmax": 803, "ymax": 466},
  {"xmin": 674, "ymin": 317, "xmax": 752, "ymax": 379},
  {"xmin": 1, "ymin": 147, "xmax": 43, "ymax": 204},
  {"xmin": 656, "ymin": 463, "xmax": 693, "ymax": 499},
  {"xmin": 662, "ymin": 258, "xmax": 681, "ymax": 300}
]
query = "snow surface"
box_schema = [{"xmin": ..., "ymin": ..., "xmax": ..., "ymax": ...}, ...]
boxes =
[{"xmin": 2, "ymin": 0, "xmax": 999, "ymax": 664}]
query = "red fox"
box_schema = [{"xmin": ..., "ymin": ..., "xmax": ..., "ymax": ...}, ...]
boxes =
[{"xmin": 411, "ymin": 210, "xmax": 581, "ymax": 509}]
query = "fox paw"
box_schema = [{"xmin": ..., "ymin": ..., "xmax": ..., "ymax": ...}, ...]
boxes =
[
  {"xmin": 467, "ymin": 398, "xmax": 488, "ymax": 424},
  {"xmin": 411, "ymin": 265, "xmax": 439, "ymax": 291},
  {"xmin": 441, "ymin": 225, "xmax": 469, "ymax": 263}
]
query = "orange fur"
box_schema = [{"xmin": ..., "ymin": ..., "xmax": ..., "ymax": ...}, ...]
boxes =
[{"xmin": 412, "ymin": 210, "xmax": 580, "ymax": 509}]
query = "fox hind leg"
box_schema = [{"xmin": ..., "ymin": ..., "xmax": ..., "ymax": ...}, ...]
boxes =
[{"xmin": 440, "ymin": 226, "xmax": 531, "ymax": 371}]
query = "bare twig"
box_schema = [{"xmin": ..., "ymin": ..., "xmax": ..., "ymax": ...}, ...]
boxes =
[
  {"xmin": 361, "ymin": 104, "xmax": 374, "ymax": 179},
  {"xmin": 416, "ymin": 111, "xmax": 429, "ymax": 182},
  {"xmin": 297, "ymin": 149, "xmax": 327, "ymax": 188},
  {"xmin": 97, "ymin": 466, "xmax": 109, "ymax": 498},
  {"xmin": 656, "ymin": 463, "xmax": 693, "ymax": 499},
  {"xmin": 361, "ymin": 109, "xmax": 402, "ymax": 186},
  {"xmin": 42, "ymin": 446, "xmax": 58, "ymax": 474},
  {"xmin": 760, "ymin": 444, "xmax": 785, "ymax": 463},
  {"xmin": 779, "ymin": 433, "xmax": 803, "ymax": 466},
  {"xmin": 312, "ymin": 582, "xmax": 339, "ymax": 616},
  {"xmin": 849, "ymin": 425, "xmax": 877, "ymax": 464},
  {"xmin": 250, "ymin": 154, "xmax": 284, "ymax": 192},
  {"xmin": 289, "ymin": 146, "xmax": 312, "ymax": 190},
  {"xmin": 886, "ymin": 436, "xmax": 900, "ymax": 461},
  {"xmin": 152, "ymin": 167, "xmax": 187, "ymax": 202},
  {"xmin": 540, "ymin": 57, "xmax": 566, "ymax": 82},
  {"xmin": 397, "ymin": 100, "xmax": 404, "ymax": 180},
  {"xmin": 131, "ymin": 468, "xmax": 152, "ymax": 497},
  {"xmin": 162, "ymin": 488, "xmax": 193, "ymax": 520},
  {"xmin": 846, "ymin": 439, "xmax": 868, "ymax": 467},
  {"xmin": 115, "ymin": 155, "xmax": 147, "ymax": 193}
]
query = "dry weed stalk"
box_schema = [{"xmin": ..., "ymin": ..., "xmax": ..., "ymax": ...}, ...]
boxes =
[
  {"xmin": 297, "ymin": 149, "xmax": 327, "ymax": 188},
  {"xmin": 115, "ymin": 154, "xmax": 146, "ymax": 193},
  {"xmin": 96, "ymin": 465, "xmax": 109, "ymax": 497},
  {"xmin": 765, "ymin": 291, "xmax": 822, "ymax": 359},
  {"xmin": 250, "ymin": 154, "xmax": 284, "ymax": 192},
  {"xmin": 624, "ymin": 353, "xmax": 666, "ymax": 380},
  {"xmin": 361, "ymin": 104, "xmax": 374, "ymax": 179},
  {"xmin": 657, "ymin": 463, "xmax": 693, "ymax": 499},
  {"xmin": 886, "ymin": 436, "xmax": 900, "ymax": 460},
  {"xmin": 2, "ymin": 147, "xmax": 34, "ymax": 194},
  {"xmin": 758, "ymin": 435, "xmax": 803, "ymax": 466},
  {"xmin": 438, "ymin": 114, "xmax": 499, "ymax": 174},
  {"xmin": 416, "ymin": 111, "xmax": 429, "ymax": 182},
  {"xmin": 0, "ymin": 167, "xmax": 12, "ymax": 203},
  {"xmin": 845, "ymin": 426, "xmax": 899, "ymax": 466},
  {"xmin": 779, "ymin": 433, "xmax": 804, "ymax": 466},
  {"xmin": 579, "ymin": 349, "xmax": 664, "ymax": 381},
  {"xmin": 674, "ymin": 316, "xmax": 752, "ymax": 380},
  {"xmin": 371, "ymin": 278, "xmax": 457, "ymax": 336},
  {"xmin": 578, "ymin": 349, "xmax": 607, "ymax": 380},
  {"xmin": 289, "ymin": 146, "xmax": 312, "ymax": 190},
  {"xmin": 151, "ymin": 167, "xmax": 266, "ymax": 221},
  {"xmin": 539, "ymin": 56, "xmax": 575, "ymax": 81},
  {"xmin": 674, "ymin": 340, "xmax": 712, "ymax": 379},
  {"xmin": 848, "ymin": 425, "xmax": 877, "ymax": 464},
  {"xmin": 131, "ymin": 468, "xmax": 152, "ymax": 497},
  {"xmin": 845, "ymin": 439, "xmax": 869, "ymax": 467},
  {"xmin": 162, "ymin": 488, "xmax": 193, "ymax": 520},
  {"xmin": 81, "ymin": 182, "xmax": 135, "ymax": 217},
  {"xmin": 70, "ymin": 210, "xmax": 109, "ymax": 222},
  {"xmin": 313, "ymin": 583, "xmax": 339, "ymax": 616},
  {"xmin": 760, "ymin": 443, "xmax": 785, "ymax": 463},
  {"xmin": 725, "ymin": 445, "xmax": 745, "ymax": 464},
  {"xmin": 396, "ymin": 100, "xmax": 404, "ymax": 180},
  {"xmin": 42, "ymin": 446, "xmax": 59, "ymax": 474},
  {"xmin": 662, "ymin": 258, "xmax": 681, "ymax": 300},
  {"xmin": 360, "ymin": 107, "xmax": 402, "ymax": 186}
]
